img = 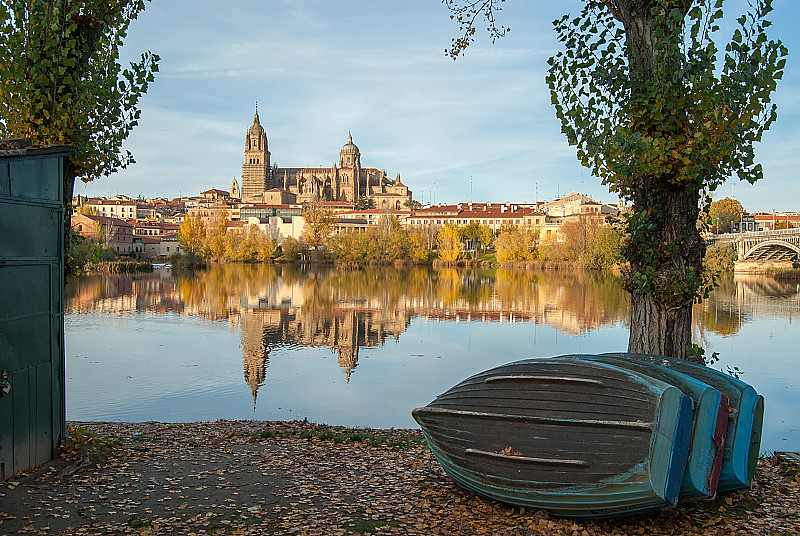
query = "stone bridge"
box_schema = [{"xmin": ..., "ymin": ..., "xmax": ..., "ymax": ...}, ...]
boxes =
[{"xmin": 706, "ymin": 228, "xmax": 800, "ymax": 261}]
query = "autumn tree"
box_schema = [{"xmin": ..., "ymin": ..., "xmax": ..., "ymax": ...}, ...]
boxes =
[
  {"xmin": 205, "ymin": 209, "xmax": 229, "ymax": 259},
  {"xmin": 178, "ymin": 213, "xmax": 206, "ymax": 257},
  {"xmin": 437, "ymin": 223, "xmax": 463, "ymax": 261},
  {"xmin": 301, "ymin": 200, "xmax": 336, "ymax": 251},
  {"xmin": 494, "ymin": 228, "xmax": 537, "ymax": 262},
  {"xmin": 709, "ymin": 197, "xmax": 744, "ymax": 234},
  {"xmin": 445, "ymin": 0, "xmax": 787, "ymax": 361},
  {"xmin": 0, "ymin": 1, "xmax": 159, "ymax": 275}
]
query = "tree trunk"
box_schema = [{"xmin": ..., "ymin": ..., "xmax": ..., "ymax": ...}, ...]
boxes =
[
  {"xmin": 626, "ymin": 179, "xmax": 706, "ymax": 364},
  {"xmin": 628, "ymin": 290, "xmax": 694, "ymax": 360}
]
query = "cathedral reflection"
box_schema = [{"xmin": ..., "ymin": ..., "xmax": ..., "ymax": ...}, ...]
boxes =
[{"xmin": 239, "ymin": 307, "xmax": 410, "ymax": 401}]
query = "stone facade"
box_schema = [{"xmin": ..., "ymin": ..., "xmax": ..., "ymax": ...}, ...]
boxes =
[{"xmin": 240, "ymin": 106, "xmax": 412, "ymax": 210}]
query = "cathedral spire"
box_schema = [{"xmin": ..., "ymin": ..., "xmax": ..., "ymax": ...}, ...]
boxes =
[{"xmin": 254, "ymin": 102, "xmax": 259, "ymax": 123}]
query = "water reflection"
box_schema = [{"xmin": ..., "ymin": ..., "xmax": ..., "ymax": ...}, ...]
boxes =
[
  {"xmin": 67, "ymin": 265, "xmax": 633, "ymax": 400},
  {"xmin": 65, "ymin": 265, "xmax": 800, "ymax": 450},
  {"xmin": 693, "ymin": 273, "xmax": 800, "ymax": 339},
  {"xmin": 66, "ymin": 266, "xmax": 800, "ymax": 403}
]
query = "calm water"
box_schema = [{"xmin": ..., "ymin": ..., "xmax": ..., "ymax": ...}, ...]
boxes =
[{"xmin": 65, "ymin": 265, "xmax": 800, "ymax": 453}]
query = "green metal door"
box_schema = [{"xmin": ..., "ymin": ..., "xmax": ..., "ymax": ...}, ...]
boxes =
[{"xmin": 0, "ymin": 144, "xmax": 68, "ymax": 481}]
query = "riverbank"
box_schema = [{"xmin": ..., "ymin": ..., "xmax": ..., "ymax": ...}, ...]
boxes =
[{"xmin": 1, "ymin": 421, "xmax": 797, "ymax": 536}]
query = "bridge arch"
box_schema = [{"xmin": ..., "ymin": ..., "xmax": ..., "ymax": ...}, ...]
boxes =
[{"xmin": 742, "ymin": 239, "xmax": 800, "ymax": 261}]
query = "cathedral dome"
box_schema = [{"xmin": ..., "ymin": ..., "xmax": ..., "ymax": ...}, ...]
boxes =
[{"xmin": 340, "ymin": 132, "xmax": 359, "ymax": 154}]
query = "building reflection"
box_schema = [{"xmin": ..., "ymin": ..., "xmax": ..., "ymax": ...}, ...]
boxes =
[{"xmin": 66, "ymin": 265, "xmax": 798, "ymax": 404}]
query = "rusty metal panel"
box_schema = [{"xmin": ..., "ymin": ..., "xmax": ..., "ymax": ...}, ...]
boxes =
[
  {"xmin": 11, "ymin": 367, "xmax": 33, "ymax": 473},
  {"xmin": 0, "ymin": 147, "xmax": 67, "ymax": 480},
  {"xmin": 0, "ymin": 203, "xmax": 60, "ymax": 258},
  {"xmin": 9, "ymin": 157, "xmax": 61, "ymax": 201},
  {"xmin": 0, "ymin": 160, "xmax": 9, "ymax": 196},
  {"xmin": 0, "ymin": 264, "xmax": 51, "ymax": 319},
  {"xmin": 0, "ymin": 317, "xmax": 52, "ymax": 371}
]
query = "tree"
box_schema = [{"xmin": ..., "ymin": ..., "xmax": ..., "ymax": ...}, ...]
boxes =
[
  {"xmin": 445, "ymin": 0, "xmax": 787, "ymax": 361},
  {"xmin": 589, "ymin": 224, "xmax": 624, "ymax": 268},
  {"xmin": 178, "ymin": 213, "xmax": 206, "ymax": 257},
  {"xmin": 0, "ymin": 1, "xmax": 159, "ymax": 276},
  {"xmin": 709, "ymin": 197, "xmax": 744, "ymax": 234},
  {"xmin": 559, "ymin": 216, "xmax": 599, "ymax": 265},
  {"xmin": 301, "ymin": 200, "xmax": 336, "ymax": 251},
  {"xmin": 478, "ymin": 224, "xmax": 494, "ymax": 251},
  {"xmin": 205, "ymin": 209, "xmax": 228, "ymax": 259},
  {"xmin": 437, "ymin": 223, "xmax": 463, "ymax": 261},
  {"xmin": 354, "ymin": 196, "xmax": 372, "ymax": 210},
  {"xmin": 494, "ymin": 228, "xmax": 537, "ymax": 262},
  {"xmin": 404, "ymin": 198, "xmax": 423, "ymax": 210}
]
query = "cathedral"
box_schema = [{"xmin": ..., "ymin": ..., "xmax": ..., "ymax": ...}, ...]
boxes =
[{"xmin": 235, "ymin": 106, "xmax": 412, "ymax": 210}]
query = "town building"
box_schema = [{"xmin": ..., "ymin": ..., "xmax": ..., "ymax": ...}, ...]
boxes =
[
  {"xmin": 71, "ymin": 213, "xmax": 134, "ymax": 254},
  {"xmin": 237, "ymin": 106, "xmax": 412, "ymax": 210}
]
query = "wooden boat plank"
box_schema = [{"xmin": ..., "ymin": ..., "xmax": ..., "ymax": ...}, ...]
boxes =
[{"xmin": 412, "ymin": 358, "xmax": 694, "ymax": 518}]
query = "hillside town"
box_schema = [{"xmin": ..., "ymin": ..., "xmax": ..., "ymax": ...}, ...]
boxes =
[
  {"xmin": 71, "ymin": 189, "xmax": 622, "ymax": 258},
  {"xmin": 71, "ymin": 187, "xmax": 800, "ymax": 260}
]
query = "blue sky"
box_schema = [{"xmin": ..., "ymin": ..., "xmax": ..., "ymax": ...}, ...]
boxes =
[{"xmin": 75, "ymin": 0, "xmax": 800, "ymax": 213}]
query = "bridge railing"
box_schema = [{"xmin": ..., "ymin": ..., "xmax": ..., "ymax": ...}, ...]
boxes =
[{"xmin": 707, "ymin": 227, "xmax": 800, "ymax": 242}]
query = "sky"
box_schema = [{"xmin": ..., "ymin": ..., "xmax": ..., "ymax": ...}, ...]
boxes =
[{"xmin": 74, "ymin": 0, "xmax": 800, "ymax": 213}]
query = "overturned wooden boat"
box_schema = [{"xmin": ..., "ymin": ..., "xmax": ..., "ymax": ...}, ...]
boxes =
[
  {"xmin": 569, "ymin": 353, "xmax": 728, "ymax": 500},
  {"xmin": 412, "ymin": 358, "xmax": 694, "ymax": 518},
  {"xmin": 603, "ymin": 353, "xmax": 763, "ymax": 491}
]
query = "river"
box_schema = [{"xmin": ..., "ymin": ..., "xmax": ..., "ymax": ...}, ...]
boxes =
[{"xmin": 64, "ymin": 264, "xmax": 800, "ymax": 453}]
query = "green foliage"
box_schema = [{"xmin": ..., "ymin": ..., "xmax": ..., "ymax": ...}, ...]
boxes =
[
  {"xmin": 546, "ymin": 0, "xmax": 786, "ymax": 309},
  {"xmin": 61, "ymin": 424, "xmax": 122, "ymax": 466},
  {"xmin": 704, "ymin": 242, "xmax": 737, "ymax": 272},
  {"xmin": 0, "ymin": 0, "xmax": 159, "ymax": 182},
  {"xmin": 589, "ymin": 223, "xmax": 624, "ymax": 268},
  {"xmin": 547, "ymin": 0, "xmax": 785, "ymax": 198},
  {"xmin": 354, "ymin": 196, "xmax": 372, "ymax": 210}
]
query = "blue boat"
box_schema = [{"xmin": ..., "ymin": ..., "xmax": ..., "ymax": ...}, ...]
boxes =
[
  {"xmin": 603, "ymin": 353, "xmax": 763, "ymax": 491},
  {"xmin": 412, "ymin": 358, "xmax": 694, "ymax": 518},
  {"xmin": 566, "ymin": 353, "xmax": 728, "ymax": 500}
]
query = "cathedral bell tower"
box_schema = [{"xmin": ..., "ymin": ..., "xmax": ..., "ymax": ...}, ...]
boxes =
[
  {"xmin": 338, "ymin": 132, "xmax": 361, "ymax": 201},
  {"xmin": 241, "ymin": 104, "xmax": 271, "ymax": 199}
]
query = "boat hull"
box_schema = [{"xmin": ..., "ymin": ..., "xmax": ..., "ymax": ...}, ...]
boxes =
[
  {"xmin": 566, "ymin": 354, "xmax": 728, "ymax": 500},
  {"xmin": 603, "ymin": 353, "xmax": 763, "ymax": 491},
  {"xmin": 412, "ymin": 358, "xmax": 693, "ymax": 518}
]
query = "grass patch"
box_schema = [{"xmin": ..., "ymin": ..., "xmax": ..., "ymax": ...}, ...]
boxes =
[
  {"xmin": 61, "ymin": 425, "xmax": 123, "ymax": 465},
  {"xmin": 251, "ymin": 424, "xmax": 426, "ymax": 450},
  {"xmin": 127, "ymin": 515, "xmax": 151, "ymax": 529},
  {"xmin": 344, "ymin": 508, "xmax": 399, "ymax": 533}
]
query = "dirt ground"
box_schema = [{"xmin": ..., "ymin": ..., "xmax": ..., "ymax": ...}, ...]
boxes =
[{"xmin": 1, "ymin": 420, "xmax": 797, "ymax": 535}]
